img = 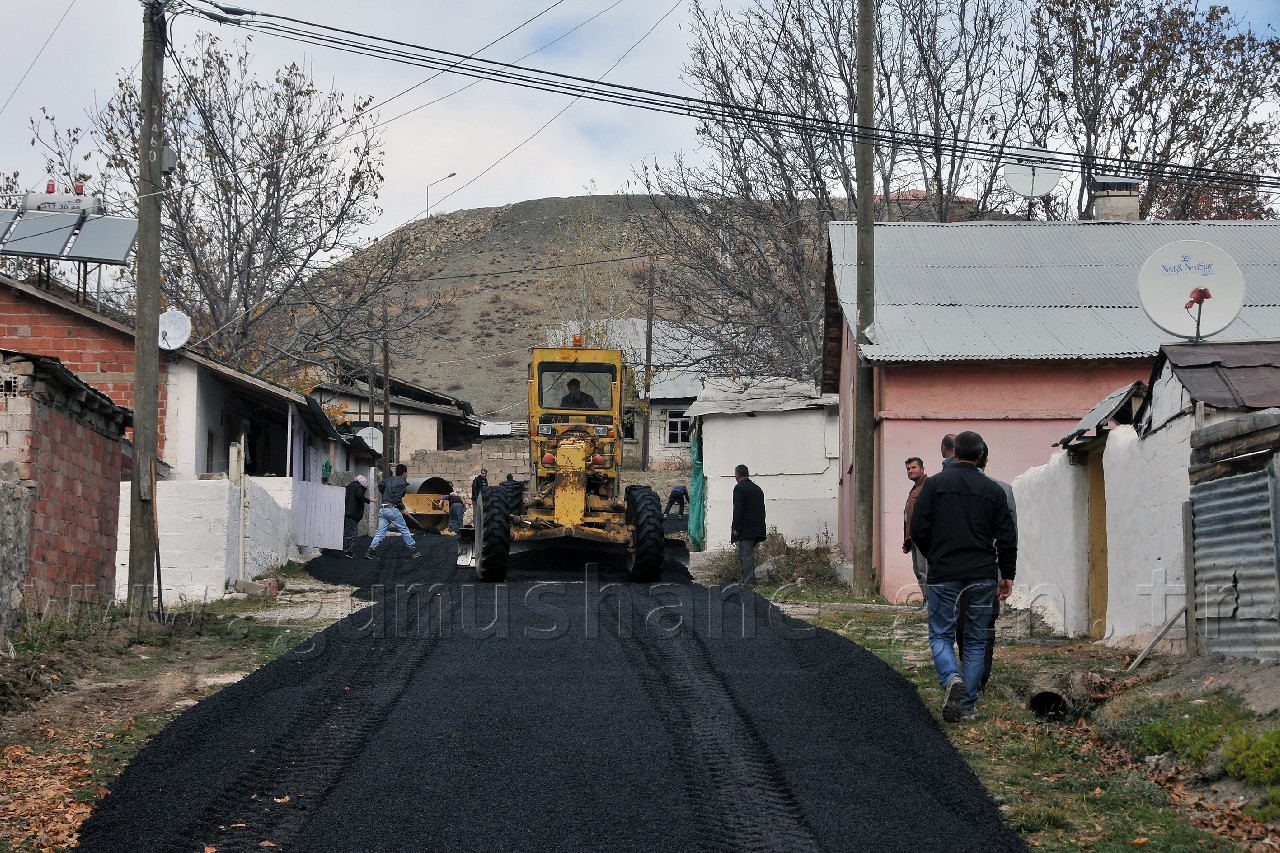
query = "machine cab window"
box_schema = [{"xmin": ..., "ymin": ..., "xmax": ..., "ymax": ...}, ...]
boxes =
[{"xmin": 539, "ymin": 363, "xmax": 615, "ymax": 411}]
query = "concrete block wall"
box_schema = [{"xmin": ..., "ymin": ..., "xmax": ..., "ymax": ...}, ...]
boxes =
[
  {"xmin": 243, "ymin": 477, "xmax": 293, "ymax": 578},
  {"xmin": 408, "ymin": 439, "xmax": 531, "ymax": 494},
  {"xmin": 0, "ymin": 288, "xmax": 169, "ymax": 454},
  {"xmin": 117, "ymin": 479, "xmax": 233, "ymax": 604},
  {"xmin": 0, "ymin": 395, "xmax": 35, "ymax": 634}
]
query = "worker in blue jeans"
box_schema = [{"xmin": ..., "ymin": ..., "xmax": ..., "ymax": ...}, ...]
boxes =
[
  {"xmin": 909, "ymin": 430, "xmax": 1016, "ymax": 723},
  {"xmin": 365, "ymin": 463, "xmax": 422, "ymax": 560}
]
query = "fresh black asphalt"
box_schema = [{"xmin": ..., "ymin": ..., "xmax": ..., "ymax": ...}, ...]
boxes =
[{"xmin": 77, "ymin": 532, "xmax": 1025, "ymax": 852}]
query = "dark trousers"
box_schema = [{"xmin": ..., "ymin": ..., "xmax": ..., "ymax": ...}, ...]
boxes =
[
  {"xmin": 665, "ymin": 494, "xmax": 687, "ymax": 515},
  {"xmin": 737, "ymin": 539, "xmax": 758, "ymax": 585},
  {"xmin": 342, "ymin": 516, "xmax": 360, "ymax": 553}
]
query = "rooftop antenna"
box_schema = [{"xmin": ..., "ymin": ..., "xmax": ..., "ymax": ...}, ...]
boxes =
[
  {"xmin": 1137, "ymin": 240, "xmax": 1244, "ymax": 343},
  {"xmin": 1002, "ymin": 147, "xmax": 1063, "ymax": 217}
]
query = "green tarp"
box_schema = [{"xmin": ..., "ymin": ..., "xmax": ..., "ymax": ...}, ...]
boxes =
[{"xmin": 688, "ymin": 432, "xmax": 706, "ymax": 551}]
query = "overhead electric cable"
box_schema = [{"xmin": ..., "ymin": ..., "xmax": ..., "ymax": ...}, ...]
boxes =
[
  {"xmin": 188, "ymin": 0, "xmax": 1280, "ymax": 193},
  {"xmin": 0, "ymin": 0, "xmax": 79, "ymax": 119}
]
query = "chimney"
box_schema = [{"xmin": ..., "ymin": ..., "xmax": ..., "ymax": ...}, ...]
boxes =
[{"xmin": 1088, "ymin": 174, "xmax": 1142, "ymax": 221}]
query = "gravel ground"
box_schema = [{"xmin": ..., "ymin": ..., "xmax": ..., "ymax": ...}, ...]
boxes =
[{"xmin": 77, "ymin": 533, "xmax": 1024, "ymax": 852}]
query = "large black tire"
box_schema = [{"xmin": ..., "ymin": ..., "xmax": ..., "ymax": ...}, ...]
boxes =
[
  {"xmin": 628, "ymin": 486, "xmax": 664, "ymax": 582},
  {"xmin": 498, "ymin": 478, "xmax": 525, "ymax": 515},
  {"xmin": 475, "ymin": 485, "xmax": 512, "ymax": 582}
]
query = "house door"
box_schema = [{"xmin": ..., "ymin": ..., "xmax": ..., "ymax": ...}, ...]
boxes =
[{"xmin": 1087, "ymin": 451, "xmax": 1109, "ymax": 639}]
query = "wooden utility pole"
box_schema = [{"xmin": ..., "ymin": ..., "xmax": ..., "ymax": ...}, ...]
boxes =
[
  {"xmin": 851, "ymin": 0, "xmax": 877, "ymax": 596},
  {"xmin": 128, "ymin": 0, "xmax": 166, "ymax": 611},
  {"xmin": 382, "ymin": 306, "xmax": 392, "ymax": 467},
  {"xmin": 640, "ymin": 260, "xmax": 655, "ymax": 471}
]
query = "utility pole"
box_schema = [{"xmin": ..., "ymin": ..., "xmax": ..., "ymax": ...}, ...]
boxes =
[
  {"xmin": 382, "ymin": 305, "xmax": 392, "ymax": 467},
  {"xmin": 128, "ymin": 0, "xmax": 166, "ymax": 611},
  {"xmin": 640, "ymin": 259, "xmax": 655, "ymax": 471},
  {"xmin": 852, "ymin": 0, "xmax": 877, "ymax": 596}
]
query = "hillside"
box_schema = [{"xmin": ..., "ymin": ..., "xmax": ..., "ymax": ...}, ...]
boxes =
[{"xmin": 387, "ymin": 194, "xmax": 659, "ymax": 419}]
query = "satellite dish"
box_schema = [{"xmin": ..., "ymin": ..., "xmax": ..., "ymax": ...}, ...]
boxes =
[
  {"xmin": 355, "ymin": 426, "xmax": 384, "ymax": 454},
  {"xmin": 1002, "ymin": 147, "xmax": 1063, "ymax": 198},
  {"xmin": 158, "ymin": 308, "xmax": 192, "ymax": 350},
  {"xmin": 1137, "ymin": 240, "xmax": 1244, "ymax": 341}
]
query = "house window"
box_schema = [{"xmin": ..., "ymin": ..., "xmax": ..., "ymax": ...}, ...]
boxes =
[
  {"xmin": 665, "ymin": 410, "xmax": 691, "ymax": 445},
  {"xmin": 622, "ymin": 406, "xmax": 637, "ymax": 440}
]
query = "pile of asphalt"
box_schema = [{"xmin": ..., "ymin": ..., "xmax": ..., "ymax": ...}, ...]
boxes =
[{"xmin": 77, "ymin": 540, "xmax": 1024, "ymax": 852}]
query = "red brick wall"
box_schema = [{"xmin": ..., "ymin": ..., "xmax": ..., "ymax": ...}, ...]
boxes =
[
  {"xmin": 0, "ymin": 392, "xmax": 121, "ymax": 611},
  {"xmin": 0, "ymin": 287, "xmax": 168, "ymax": 453}
]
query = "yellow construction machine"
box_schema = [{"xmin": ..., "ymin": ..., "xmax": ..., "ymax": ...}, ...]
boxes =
[{"xmin": 461, "ymin": 340, "xmax": 665, "ymax": 582}]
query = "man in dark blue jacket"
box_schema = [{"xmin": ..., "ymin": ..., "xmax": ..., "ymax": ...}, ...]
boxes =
[
  {"xmin": 731, "ymin": 464, "xmax": 766, "ymax": 586},
  {"xmin": 910, "ymin": 431, "xmax": 1016, "ymax": 722}
]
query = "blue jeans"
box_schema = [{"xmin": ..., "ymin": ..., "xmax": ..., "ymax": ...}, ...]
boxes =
[
  {"xmin": 370, "ymin": 505, "xmax": 415, "ymax": 550},
  {"xmin": 927, "ymin": 578, "xmax": 997, "ymax": 711}
]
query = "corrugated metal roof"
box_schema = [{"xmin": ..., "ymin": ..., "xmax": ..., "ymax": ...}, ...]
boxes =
[{"xmin": 831, "ymin": 221, "xmax": 1280, "ymax": 362}]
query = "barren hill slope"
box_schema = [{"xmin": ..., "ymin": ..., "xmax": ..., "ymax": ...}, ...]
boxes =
[{"xmin": 388, "ymin": 194, "xmax": 656, "ymax": 419}]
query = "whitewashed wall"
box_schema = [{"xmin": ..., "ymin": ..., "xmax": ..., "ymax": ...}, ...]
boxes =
[
  {"xmin": 116, "ymin": 479, "xmax": 233, "ymax": 604},
  {"xmin": 1009, "ymin": 452, "xmax": 1089, "ymax": 636},
  {"xmin": 242, "ymin": 477, "xmax": 294, "ymax": 581},
  {"xmin": 1102, "ymin": 423, "xmax": 1195, "ymax": 644},
  {"xmin": 701, "ymin": 407, "xmax": 840, "ymax": 551}
]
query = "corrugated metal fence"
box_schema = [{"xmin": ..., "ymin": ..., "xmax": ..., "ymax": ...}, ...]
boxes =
[{"xmin": 1189, "ymin": 454, "xmax": 1280, "ymax": 659}]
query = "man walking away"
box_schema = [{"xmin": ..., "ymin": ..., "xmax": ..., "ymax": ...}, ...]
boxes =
[
  {"xmin": 940, "ymin": 433, "xmax": 958, "ymax": 470},
  {"xmin": 342, "ymin": 475, "xmax": 372, "ymax": 558},
  {"xmin": 956, "ymin": 442, "xmax": 1019, "ymax": 691},
  {"xmin": 731, "ymin": 464, "xmax": 766, "ymax": 586},
  {"xmin": 440, "ymin": 489, "xmax": 466, "ymax": 536},
  {"xmin": 664, "ymin": 484, "xmax": 689, "ymax": 516},
  {"xmin": 366, "ymin": 463, "xmax": 422, "ymax": 560},
  {"xmin": 471, "ymin": 468, "xmax": 489, "ymax": 504},
  {"xmin": 910, "ymin": 431, "xmax": 1015, "ymax": 723},
  {"xmin": 901, "ymin": 457, "xmax": 928, "ymax": 604}
]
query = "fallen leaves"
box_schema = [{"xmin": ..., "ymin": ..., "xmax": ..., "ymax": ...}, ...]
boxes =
[{"xmin": 0, "ymin": 740, "xmax": 94, "ymax": 851}]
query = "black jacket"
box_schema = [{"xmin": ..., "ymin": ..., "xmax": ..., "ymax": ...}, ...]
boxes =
[
  {"xmin": 731, "ymin": 478, "xmax": 767, "ymax": 543},
  {"xmin": 471, "ymin": 474, "xmax": 488, "ymax": 502},
  {"xmin": 379, "ymin": 475, "xmax": 410, "ymax": 509},
  {"xmin": 344, "ymin": 481, "xmax": 370, "ymax": 520},
  {"xmin": 909, "ymin": 462, "xmax": 1016, "ymax": 583}
]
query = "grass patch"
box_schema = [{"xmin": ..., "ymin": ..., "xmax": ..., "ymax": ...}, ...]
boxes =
[
  {"xmin": 1244, "ymin": 786, "xmax": 1280, "ymax": 823},
  {"xmin": 1224, "ymin": 728, "xmax": 1280, "ymax": 786},
  {"xmin": 704, "ymin": 529, "xmax": 849, "ymax": 590},
  {"xmin": 1092, "ymin": 693, "xmax": 1251, "ymax": 765}
]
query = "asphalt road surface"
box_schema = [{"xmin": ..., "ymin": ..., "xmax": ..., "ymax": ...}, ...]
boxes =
[{"xmin": 77, "ymin": 534, "xmax": 1025, "ymax": 852}]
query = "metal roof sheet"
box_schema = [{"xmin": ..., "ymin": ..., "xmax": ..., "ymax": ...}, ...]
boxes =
[
  {"xmin": 686, "ymin": 377, "xmax": 838, "ymax": 417},
  {"xmin": 831, "ymin": 221, "xmax": 1280, "ymax": 361},
  {"xmin": 1163, "ymin": 341, "xmax": 1280, "ymax": 409}
]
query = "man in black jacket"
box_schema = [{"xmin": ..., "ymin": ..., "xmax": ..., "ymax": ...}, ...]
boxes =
[
  {"xmin": 910, "ymin": 431, "xmax": 1016, "ymax": 723},
  {"xmin": 731, "ymin": 464, "xmax": 766, "ymax": 586},
  {"xmin": 342, "ymin": 475, "xmax": 372, "ymax": 558},
  {"xmin": 470, "ymin": 468, "xmax": 489, "ymax": 504}
]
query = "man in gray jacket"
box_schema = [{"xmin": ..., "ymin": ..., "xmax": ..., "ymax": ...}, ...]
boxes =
[{"xmin": 365, "ymin": 463, "xmax": 422, "ymax": 560}]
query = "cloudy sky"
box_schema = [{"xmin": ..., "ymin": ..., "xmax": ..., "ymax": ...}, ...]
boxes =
[{"xmin": 3, "ymin": 0, "xmax": 1278, "ymax": 238}]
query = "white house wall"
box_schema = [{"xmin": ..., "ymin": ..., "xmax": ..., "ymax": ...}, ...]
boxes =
[
  {"xmin": 1009, "ymin": 452, "xmax": 1089, "ymax": 636},
  {"xmin": 648, "ymin": 404, "xmax": 694, "ymax": 466},
  {"xmin": 398, "ymin": 414, "xmax": 441, "ymax": 457},
  {"xmin": 701, "ymin": 408, "xmax": 840, "ymax": 551},
  {"xmin": 242, "ymin": 477, "xmax": 294, "ymax": 579}
]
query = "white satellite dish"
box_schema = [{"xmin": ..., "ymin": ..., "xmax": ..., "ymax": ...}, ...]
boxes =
[
  {"xmin": 158, "ymin": 308, "xmax": 192, "ymax": 350},
  {"xmin": 1002, "ymin": 147, "xmax": 1063, "ymax": 198},
  {"xmin": 355, "ymin": 426, "xmax": 384, "ymax": 455},
  {"xmin": 1137, "ymin": 240, "xmax": 1244, "ymax": 341}
]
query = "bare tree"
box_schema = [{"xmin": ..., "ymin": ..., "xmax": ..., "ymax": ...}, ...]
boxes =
[
  {"xmin": 32, "ymin": 37, "xmax": 444, "ymax": 381},
  {"xmin": 1033, "ymin": 0, "xmax": 1280, "ymax": 219}
]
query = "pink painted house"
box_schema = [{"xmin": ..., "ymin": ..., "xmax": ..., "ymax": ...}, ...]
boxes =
[{"xmin": 823, "ymin": 220, "xmax": 1280, "ymax": 601}]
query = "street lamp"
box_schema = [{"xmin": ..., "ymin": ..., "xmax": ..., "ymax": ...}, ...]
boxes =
[{"xmin": 425, "ymin": 171, "xmax": 457, "ymax": 217}]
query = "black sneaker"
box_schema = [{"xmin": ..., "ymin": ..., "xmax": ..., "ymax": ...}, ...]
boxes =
[
  {"xmin": 942, "ymin": 675, "xmax": 965, "ymax": 723},
  {"xmin": 342, "ymin": 551, "xmax": 354, "ymax": 559},
  {"xmin": 364, "ymin": 549, "xmax": 377, "ymax": 560},
  {"xmin": 959, "ymin": 708, "xmax": 979, "ymax": 722},
  {"xmin": 408, "ymin": 549, "xmax": 422, "ymax": 559}
]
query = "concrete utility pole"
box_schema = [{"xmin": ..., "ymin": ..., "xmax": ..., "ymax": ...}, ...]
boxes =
[
  {"xmin": 640, "ymin": 259, "xmax": 655, "ymax": 471},
  {"xmin": 851, "ymin": 0, "xmax": 877, "ymax": 596},
  {"xmin": 128, "ymin": 0, "xmax": 166, "ymax": 611}
]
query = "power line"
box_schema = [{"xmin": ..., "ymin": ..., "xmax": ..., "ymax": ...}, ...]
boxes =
[
  {"xmin": 0, "ymin": 0, "xmax": 80, "ymax": 120},
  {"xmin": 188, "ymin": 0, "xmax": 1280, "ymax": 194}
]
